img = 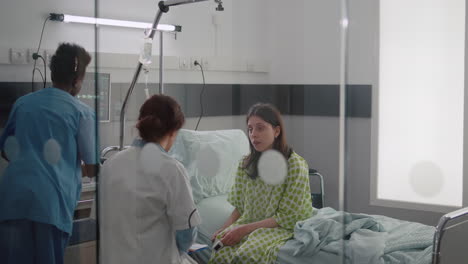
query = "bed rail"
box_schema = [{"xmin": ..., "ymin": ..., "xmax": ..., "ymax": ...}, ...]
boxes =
[
  {"xmin": 309, "ymin": 169, "xmax": 325, "ymax": 208},
  {"xmin": 100, "ymin": 145, "xmax": 130, "ymax": 164},
  {"xmin": 432, "ymin": 206, "xmax": 468, "ymax": 264}
]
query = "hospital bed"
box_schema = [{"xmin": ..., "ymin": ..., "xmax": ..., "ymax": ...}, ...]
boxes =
[{"xmin": 168, "ymin": 129, "xmax": 468, "ymax": 264}]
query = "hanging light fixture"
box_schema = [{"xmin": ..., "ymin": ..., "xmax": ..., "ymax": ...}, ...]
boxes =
[{"xmin": 49, "ymin": 13, "xmax": 181, "ymax": 32}]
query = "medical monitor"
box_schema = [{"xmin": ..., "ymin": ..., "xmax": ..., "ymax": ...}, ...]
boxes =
[{"xmin": 77, "ymin": 72, "xmax": 111, "ymax": 122}]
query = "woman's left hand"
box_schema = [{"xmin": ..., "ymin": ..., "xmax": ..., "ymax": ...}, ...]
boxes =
[{"xmin": 220, "ymin": 225, "xmax": 249, "ymax": 246}]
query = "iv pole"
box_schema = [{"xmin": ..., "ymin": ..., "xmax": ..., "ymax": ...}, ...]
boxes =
[
  {"xmin": 159, "ymin": 31, "xmax": 164, "ymax": 94},
  {"xmin": 118, "ymin": 0, "xmax": 212, "ymax": 150}
]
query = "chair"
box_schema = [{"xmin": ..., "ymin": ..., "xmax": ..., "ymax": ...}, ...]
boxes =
[{"xmin": 309, "ymin": 169, "xmax": 324, "ymax": 209}]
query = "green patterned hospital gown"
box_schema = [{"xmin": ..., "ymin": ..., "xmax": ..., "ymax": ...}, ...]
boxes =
[{"xmin": 209, "ymin": 152, "xmax": 313, "ymax": 264}]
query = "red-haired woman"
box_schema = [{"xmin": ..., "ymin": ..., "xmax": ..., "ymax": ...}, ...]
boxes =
[{"xmin": 100, "ymin": 94, "xmax": 200, "ymax": 264}]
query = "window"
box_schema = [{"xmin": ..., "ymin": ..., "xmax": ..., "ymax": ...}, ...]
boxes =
[{"xmin": 375, "ymin": 0, "xmax": 465, "ymax": 209}]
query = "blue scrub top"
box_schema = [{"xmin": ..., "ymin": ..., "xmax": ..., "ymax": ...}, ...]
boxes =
[{"xmin": 0, "ymin": 87, "xmax": 97, "ymax": 234}]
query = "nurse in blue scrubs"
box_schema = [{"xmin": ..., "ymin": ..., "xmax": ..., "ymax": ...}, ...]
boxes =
[{"xmin": 0, "ymin": 43, "xmax": 98, "ymax": 264}]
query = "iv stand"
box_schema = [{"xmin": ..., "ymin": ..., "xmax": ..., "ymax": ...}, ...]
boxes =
[
  {"xmin": 159, "ymin": 31, "xmax": 164, "ymax": 94},
  {"xmin": 119, "ymin": 0, "xmax": 210, "ymax": 150}
]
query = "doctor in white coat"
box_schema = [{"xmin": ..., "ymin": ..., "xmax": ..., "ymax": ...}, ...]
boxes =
[{"xmin": 99, "ymin": 94, "xmax": 201, "ymax": 264}]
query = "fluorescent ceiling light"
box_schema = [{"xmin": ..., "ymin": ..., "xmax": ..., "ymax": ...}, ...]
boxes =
[{"xmin": 49, "ymin": 13, "xmax": 181, "ymax": 32}]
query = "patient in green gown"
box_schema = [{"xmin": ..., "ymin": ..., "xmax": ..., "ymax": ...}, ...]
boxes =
[{"xmin": 209, "ymin": 103, "xmax": 313, "ymax": 264}]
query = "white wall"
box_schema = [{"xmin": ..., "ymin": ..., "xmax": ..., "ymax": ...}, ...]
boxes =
[
  {"xmin": 0, "ymin": 0, "xmax": 379, "ymax": 83},
  {"xmin": 0, "ymin": 0, "xmax": 261, "ymax": 56},
  {"xmin": 0, "ymin": 0, "xmax": 96, "ymax": 54},
  {"xmin": 0, "ymin": 0, "xmax": 271, "ymax": 84},
  {"xmin": 267, "ymin": 0, "xmax": 342, "ymax": 84},
  {"xmin": 0, "ymin": 0, "xmax": 352, "ymax": 85}
]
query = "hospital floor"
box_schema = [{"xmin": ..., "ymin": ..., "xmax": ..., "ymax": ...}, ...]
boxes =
[{"xmin": 64, "ymin": 241, "xmax": 96, "ymax": 264}]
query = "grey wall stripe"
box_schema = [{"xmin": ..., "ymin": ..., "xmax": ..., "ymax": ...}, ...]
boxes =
[
  {"xmin": 0, "ymin": 83, "xmax": 372, "ymax": 127},
  {"xmin": 163, "ymin": 84, "xmax": 372, "ymax": 118}
]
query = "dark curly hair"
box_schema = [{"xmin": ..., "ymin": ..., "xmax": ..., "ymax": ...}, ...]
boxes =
[{"xmin": 50, "ymin": 43, "xmax": 91, "ymax": 86}]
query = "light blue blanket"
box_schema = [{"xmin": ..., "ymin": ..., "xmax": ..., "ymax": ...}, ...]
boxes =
[{"xmin": 285, "ymin": 207, "xmax": 435, "ymax": 264}]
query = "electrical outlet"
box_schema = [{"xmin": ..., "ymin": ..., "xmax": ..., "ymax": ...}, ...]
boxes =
[
  {"xmin": 190, "ymin": 56, "xmax": 201, "ymax": 70},
  {"xmin": 28, "ymin": 48, "xmax": 46, "ymax": 65},
  {"xmin": 179, "ymin": 57, "xmax": 190, "ymax": 70},
  {"xmin": 9, "ymin": 48, "xmax": 29, "ymax": 64}
]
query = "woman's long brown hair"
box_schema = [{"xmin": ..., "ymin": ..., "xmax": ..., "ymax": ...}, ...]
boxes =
[{"xmin": 242, "ymin": 103, "xmax": 292, "ymax": 179}]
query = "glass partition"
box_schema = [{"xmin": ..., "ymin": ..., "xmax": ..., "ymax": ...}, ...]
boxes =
[
  {"xmin": 95, "ymin": 0, "xmax": 347, "ymax": 263},
  {"xmin": 0, "ymin": 0, "xmax": 348, "ymax": 263},
  {"xmin": 0, "ymin": 0, "xmax": 100, "ymax": 263}
]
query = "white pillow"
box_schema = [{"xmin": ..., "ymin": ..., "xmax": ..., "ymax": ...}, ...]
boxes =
[{"xmin": 169, "ymin": 129, "xmax": 250, "ymax": 204}]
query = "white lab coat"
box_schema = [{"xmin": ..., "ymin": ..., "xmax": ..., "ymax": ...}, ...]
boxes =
[{"xmin": 99, "ymin": 144, "xmax": 201, "ymax": 264}]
